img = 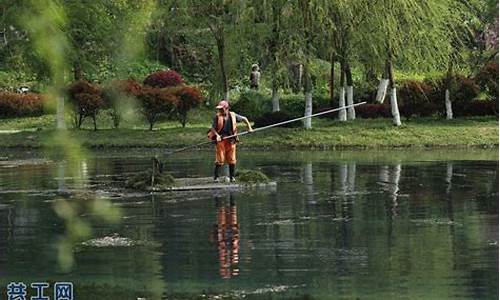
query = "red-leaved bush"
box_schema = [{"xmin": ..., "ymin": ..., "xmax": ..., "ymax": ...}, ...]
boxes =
[
  {"xmin": 144, "ymin": 70, "xmax": 183, "ymax": 88},
  {"xmin": 67, "ymin": 80, "xmax": 104, "ymax": 130},
  {"xmin": 355, "ymin": 103, "xmax": 391, "ymax": 119},
  {"xmin": 462, "ymin": 100, "xmax": 498, "ymax": 116},
  {"xmin": 137, "ymin": 87, "xmax": 177, "ymax": 130},
  {"xmin": 399, "ymin": 80, "xmax": 439, "ymax": 118},
  {"xmin": 0, "ymin": 92, "xmax": 45, "ymax": 117},
  {"xmin": 174, "ymin": 86, "xmax": 203, "ymax": 127},
  {"xmin": 102, "ymin": 79, "xmax": 143, "ymax": 128},
  {"xmin": 475, "ymin": 61, "xmax": 498, "ymax": 101}
]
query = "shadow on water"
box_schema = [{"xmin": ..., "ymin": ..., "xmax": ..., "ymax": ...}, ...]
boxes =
[{"xmin": 0, "ymin": 149, "xmax": 497, "ymax": 299}]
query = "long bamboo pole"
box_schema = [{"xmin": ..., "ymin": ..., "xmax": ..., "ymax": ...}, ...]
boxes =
[{"xmin": 167, "ymin": 102, "xmax": 367, "ymax": 155}]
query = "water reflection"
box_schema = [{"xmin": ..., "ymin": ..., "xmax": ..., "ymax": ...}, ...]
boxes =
[
  {"xmin": 379, "ymin": 163, "xmax": 402, "ymax": 219},
  {"xmin": 0, "ymin": 151, "xmax": 497, "ymax": 299},
  {"xmin": 212, "ymin": 193, "xmax": 240, "ymax": 279}
]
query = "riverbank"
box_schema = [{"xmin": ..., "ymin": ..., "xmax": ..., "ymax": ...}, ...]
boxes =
[{"xmin": 0, "ymin": 115, "xmax": 497, "ymax": 150}]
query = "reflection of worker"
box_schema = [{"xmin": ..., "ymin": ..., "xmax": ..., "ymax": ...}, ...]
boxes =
[
  {"xmin": 208, "ymin": 100, "xmax": 253, "ymax": 182},
  {"xmin": 212, "ymin": 196, "xmax": 240, "ymax": 279},
  {"xmin": 250, "ymin": 64, "xmax": 261, "ymax": 90}
]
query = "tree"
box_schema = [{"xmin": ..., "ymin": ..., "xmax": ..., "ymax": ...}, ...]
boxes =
[
  {"xmin": 296, "ymin": 0, "xmax": 316, "ymax": 129},
  {"xmin": 102, "ymin": 79, "xmax": 142, "ymax": 128},
  {"xmin": 174, "ymin": 85, "xmax": 203, "ymax": 127},
  {"xmin": 67, "ymin": 80, "xmax": 104, "ymax": 130},
  {"xmin": 358, "ymin": 0, "xmax": 456, "ymax": 126},
  {"xmin": 321, "ymin": 0, "xmax": 362, "ymax": 121},
  {"xmin": 138, "ymin": 87, "xmax": 176, "ymax": 130}
]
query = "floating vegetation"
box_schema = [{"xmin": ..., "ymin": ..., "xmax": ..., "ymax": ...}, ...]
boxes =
[
  {"xmin": 410, "ymin": 218, "xmax": 461, "ymax": 226},
  {"xmin": 125, "ymin": 169, "xmax": 175, "ymax": 190},
  {"xmin": 81, "ymin": 233, "xmax": 137, "ymax": 247},
  {"xmin": 236, "ymin": 169, "xmax": 270, "ymax": 184}
]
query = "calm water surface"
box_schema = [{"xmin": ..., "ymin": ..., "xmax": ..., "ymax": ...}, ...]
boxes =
[{"xmin": 0, "ymin": 149, "xmax": 498, "ymax": 300}]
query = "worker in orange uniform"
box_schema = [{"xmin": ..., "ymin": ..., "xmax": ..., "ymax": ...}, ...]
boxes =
[{"xmin": 208, "ymin": 100, "xmax": 253, "ymax": 182}]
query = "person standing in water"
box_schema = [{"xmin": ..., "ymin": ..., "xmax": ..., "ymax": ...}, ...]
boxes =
[{"xmin": 208, "ymin": 100, "xmax": 253, "ymax": 182}]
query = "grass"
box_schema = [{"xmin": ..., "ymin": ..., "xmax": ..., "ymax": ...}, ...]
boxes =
[{"xmin": 0, "ymin": 110, "xmax": 497, "ymax": 150}]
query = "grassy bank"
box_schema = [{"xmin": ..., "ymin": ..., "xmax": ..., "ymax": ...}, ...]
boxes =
[{"xmin": 0, "ymin": 113, "xmax": 497, "ymax": 150}]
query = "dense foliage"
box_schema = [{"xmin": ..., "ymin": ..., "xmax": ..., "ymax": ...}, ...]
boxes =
[
  {"xmin": 144, "ymin": 70, "xmax": 184, "ymax": 88},
  {"xmin": 67, "ymin": 80, "xmax": 104, "ymax": 130},
  {"xmin": 137, "ymin": 87, "xmax": 176, "ymax": 130},
  {"xmin": 0, "ymin": 92, "xmax": 45, "ymax": 117}
]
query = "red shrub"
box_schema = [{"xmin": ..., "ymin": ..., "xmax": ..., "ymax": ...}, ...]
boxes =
[
  {"xmin": 475, "ymin": 61, "xmax": 498, "ymax": 101},
  {"xmin": 174, "ymin": 85, "xmax": 203, "ymax": 127},
  {"xmin": 67, "ymin": 80, "xmax": 104, "ymax": 130},
  {"xmin": 67, "ymin": 80, "xmax": 101, "ymax": 98},
  {"xmin": 137, "ymin": 87, "xmax": 177, "ymax": 130},
  {"xmin": 463, "ymin": 100, "xmax": 498, "ymax": 116},
  {"xmin": 0, "ymin": 92, "xmax": 45, "ymax": 117},
  {"xmin": 398, "ymin": 80, "xmax": 439, "ymax": 118},
  {"xmin": 449, "ymin": 75, "xmax": 481, "ymax": 117},
  {"xmin": 108, "ymin": 79, "xmax": 142, "ymax": 97},
  {"xmin": 144, "ymin": 70, "xmax": 183, "ymax": 88},
  {"xmin": 356, "ymin": 103, "xmax": 391, "ymax": 118},
  {"xmin": 101, "ymin": 79, "xmax": 143, "ymax": 128}
]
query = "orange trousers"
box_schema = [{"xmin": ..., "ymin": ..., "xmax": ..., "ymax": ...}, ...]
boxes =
[{"xmin": 215, "ymin": 139, "xmax": 236, "ymax": 165}]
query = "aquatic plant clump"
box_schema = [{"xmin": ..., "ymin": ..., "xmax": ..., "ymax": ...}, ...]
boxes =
[
  {"xmin": 125, "ymin": 169, "xmax": 175, "ymax": 190},
  {"xmin": 236, "ymin": 169, "xmax": 270, "ymax": 184}
]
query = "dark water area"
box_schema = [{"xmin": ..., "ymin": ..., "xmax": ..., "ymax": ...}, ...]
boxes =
[{"xmin": 0, "ymin": 149, "xmax": 498, "ymax": 300}]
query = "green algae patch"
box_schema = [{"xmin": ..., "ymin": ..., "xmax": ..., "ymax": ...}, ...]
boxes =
[
  {"xmin": 236, "ymin": 169, "xmax": 270, "ymax": 184},
  {"xmin": 125, "ymin": 169, "xmax": 175, "ymax": 190}
]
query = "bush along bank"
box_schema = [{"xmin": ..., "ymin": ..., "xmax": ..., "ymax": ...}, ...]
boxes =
[{"xmin": 0, "ymin": 116, "xmax": 497, "ymax": 150}]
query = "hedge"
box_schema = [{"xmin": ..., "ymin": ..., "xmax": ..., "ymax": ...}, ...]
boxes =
[{"xmin": 0, "ymin": 92, "xmax": 45, "ymax": 117}]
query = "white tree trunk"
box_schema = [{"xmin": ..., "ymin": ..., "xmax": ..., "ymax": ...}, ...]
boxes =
[
  {"xmin": 272, "ymin": 87, "xmax": 280, "ymax": 112},
  {"xmin": 303, "ymin": 91, "xmax": 313, "ymax": 129},
  {"xmin": 57, "ymin": 96, "xmax": 66, "ymax": 129},
  {"xmin": 376, "ymin": 79, "xmax": 389, "ymax": 103},
  {"xmin": 224, "ymin": 90, "xmax": 230, "ymax": 102},
  {"xmin": 390, "ymin": 88, "xmax": 401, "ymax": 126},
  {"xmin": 445, "ymin": 89, "xmax": 453, "ymax": 120},
  {"xmin": 338, "ymin": 86, "xmax": 347, "ymax": 121},
  {"xmin": 346, "ymin": 86, "xmax": 355, "ymax": 120}
]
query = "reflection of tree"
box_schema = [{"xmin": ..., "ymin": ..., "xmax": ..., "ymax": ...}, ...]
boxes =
[
  {"xmin": 304, "ymin": 163, "xmax": 314, "ymax": 209},
  {"xmin": 57, "ymin": 160, "xmax": 66, "ymax": 193},
  {"xmin": 213, "ymin": 194, "xmax": 240, "ymax": 279},
  {"xmin": 446, "ymin": 162, "xmax": 453, "ymax": 195},
  {"xmin": 379, "ymin": 163, "xmax": 401, "ymax": 219},
  {"xmin": 330, "ymin": 162, "xmax": 356, "ymax": 221}
]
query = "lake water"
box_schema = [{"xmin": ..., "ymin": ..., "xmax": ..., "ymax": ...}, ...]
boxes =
[{"xmin": 0, "ymin": 149, "xmax": 498, "ymax": 300}]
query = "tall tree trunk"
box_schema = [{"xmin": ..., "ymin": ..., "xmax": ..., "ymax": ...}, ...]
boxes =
[
  {"xmin": 73, "ymin": 61, "xmax": 83, "ymax": 81},
  {"xmin": 270, "ymin": 2, "xmax": 280, "ymax": 112},
  {"xmin": 445, "ymin": 62, "xmax": 453, "ymax": 120},
  {"xmin": 272, "ymin": 84, "xmax": 280, "ymax": 112},
  {"xmin": 345, "ymin": 62, "xmax": 355, "ymax": 120},
  {"xmin": 376, "ymin": 67, "xmax": 389, "ymax": 103},
  {"xmin": 216, "ymin": 35, "xmax": 229, "ymax": 101},
  {"xmin": 303, "ymin": 67, "xmax": 313, "ymax": 129},
  {"xmin": 338, "ymin": 61, "xmax": 347, "ymax": 121},
  {"xmin": 330, "ymin": 51, "xmax": 335, "ymax": 107},
  {"xmin": 387, "ymin": 57, "xmax": 401, "ymax": 126}
]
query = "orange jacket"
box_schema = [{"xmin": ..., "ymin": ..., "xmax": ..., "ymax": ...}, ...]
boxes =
[{"xmin": 208, "ymin": 112, "xmax": 239, "ymax": 141}]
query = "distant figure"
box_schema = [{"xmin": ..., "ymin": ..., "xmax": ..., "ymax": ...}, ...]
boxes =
[{"xmin": 250, "ymin": 64, "xmax": 261, "ymax": 90}]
